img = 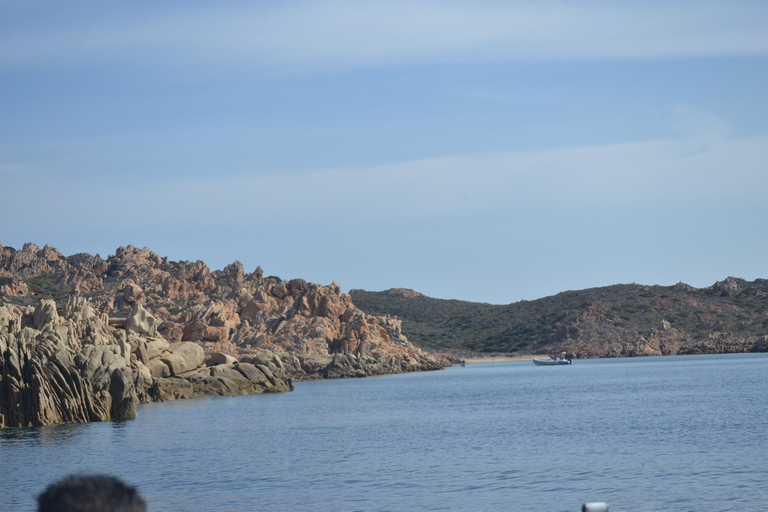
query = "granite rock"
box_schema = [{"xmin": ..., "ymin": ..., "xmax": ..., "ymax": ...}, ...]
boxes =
[
  {"xmin": 0, "ymin": 295, "xmax": 294, "ymax": 429},
  {"xmin": 0, "ymin": 242, "xmax": 451, "ymax": 383}
]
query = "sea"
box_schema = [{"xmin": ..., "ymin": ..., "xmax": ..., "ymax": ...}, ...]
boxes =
[{"xmin": 2, "ymin": 354, "xmax": 767, "ymax": 512}]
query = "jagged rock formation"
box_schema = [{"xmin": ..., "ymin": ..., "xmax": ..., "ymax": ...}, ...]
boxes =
[
  {"xmin": 351, "ymin": 279, "xmax": 768, "ymax": 359},
  {"xmin": 0, "ymin": 296, "xmax": 292, "ymax": 428},
  {"xmin": 0, "ymin": 242, "xmax": 452, "ymax": 394}
]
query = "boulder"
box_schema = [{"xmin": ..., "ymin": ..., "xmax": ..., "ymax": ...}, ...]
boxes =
[
  {"xmin": 122, "ymin": 282, "xmax": 144, "ymax": 304},
  {"xmin": 145, "ymin": 338, "xmax": 170, "ymax": 360},
  {"xmin": 150, "ymin": 361, "xmax": 293, "ymax": 402},
  {"xmin": 206, "ymin": 352, "xmax": 238, "ymax": 366},
  {"xmin": 146, "ymin": 358, "xmax": 172, "ymax": 379},
  {"xmin": 33, "ymin": 299, "xmax": 58, "ymax": 330},
  {"xmin": 125, "ymin": 303, "xmax": 158, "ymax": 337},
  {"xmin": 150, "ymin": 377, "xmax": 195, "ymax": 402},
  {"xmin": 169, "ymin": 342, "xmax": 205, "ymax": 372},
  {"xmin": 248, "ymin": 350, "xmax": 276, "ymax": 367}
]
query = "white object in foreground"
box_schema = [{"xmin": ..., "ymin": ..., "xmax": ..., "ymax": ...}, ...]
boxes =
[{"xmin": 582, "ymin": 502, "xmax": 609, "ymax": 512}]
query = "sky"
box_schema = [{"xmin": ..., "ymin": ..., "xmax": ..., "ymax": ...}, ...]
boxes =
[{"xmin": 1, "ymin": 0, "xmax": 767, "ymax": 304}]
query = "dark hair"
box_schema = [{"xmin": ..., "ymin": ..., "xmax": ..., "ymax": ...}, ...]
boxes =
[{"xmin": 37, "ymin": 474, "xmax": 146, "ymax": 512}]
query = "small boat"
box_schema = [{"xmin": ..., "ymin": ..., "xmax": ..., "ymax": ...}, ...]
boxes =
[{"xmin": 533, "ymin": 352, "xmax": 572, "ymax": 366}]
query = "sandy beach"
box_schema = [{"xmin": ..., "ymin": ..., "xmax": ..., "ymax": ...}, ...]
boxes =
[{"xmin": 462, "ymin": 355, "xmax": 536, "ymax": 364}]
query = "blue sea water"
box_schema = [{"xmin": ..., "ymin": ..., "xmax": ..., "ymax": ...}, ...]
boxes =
[{"xmin": 2, "ymin": 354, "xmax": 768, "ymax": 512}]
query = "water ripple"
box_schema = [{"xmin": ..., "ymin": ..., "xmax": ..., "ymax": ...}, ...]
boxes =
[{"xmin": 2, "ymin": 354, "xmax": 767, "ymax": 511}]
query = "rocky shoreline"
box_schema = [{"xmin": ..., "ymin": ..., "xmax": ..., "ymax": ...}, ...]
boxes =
[
  {"xmin": 0, "ymin": 298, "xmax": 292, "ymax": 428},
  {"xmin": 0, "ymin": 242, "xmax": 455, "ymax": 428}
]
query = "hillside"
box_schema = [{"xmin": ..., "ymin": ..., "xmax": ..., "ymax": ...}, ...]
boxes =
[{"xmin": 350, "ymin": 279, "xmax": 768, "ymax": 358}]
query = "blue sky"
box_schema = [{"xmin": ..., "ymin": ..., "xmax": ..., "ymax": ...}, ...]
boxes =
[{"xmin": 1, "ymin": 0, "xmax": 767, "ymax": 304}]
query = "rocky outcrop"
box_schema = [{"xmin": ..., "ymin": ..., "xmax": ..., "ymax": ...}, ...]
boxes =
[
  {"xmin": 0, "ymin": 300, "xmax": 137, "ymax": 428},
  {"xmin": 0, "ymin": 242, "xmax": 452, "ymax": 384},
  {"xmin": 0, "ymin": 298, "xmax": 293, "ymax": 428},
  {"xmin": 152, "ymin": 350, "xmax": 291, "ymax": 402}
]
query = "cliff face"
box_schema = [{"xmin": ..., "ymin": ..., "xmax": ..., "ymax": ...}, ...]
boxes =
[
  {"xmin": 0, "ymin": 300, "xmax": 136, "ymax": 428},
  {"xmin": 0, "ymin": 296, "xmax": 292, "ymax": 429},
  {"xmin": 350, "ymin": 279, "xmax": 768, "ymax": 359},
  {"xmin": 0, "ymin": 243, "xmax": 451, "ymax": 390}
]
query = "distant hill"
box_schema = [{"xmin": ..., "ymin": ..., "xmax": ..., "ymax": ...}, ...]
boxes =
[{"xmin": 350, "ymin": 278, "xmax": 768, "ymax": 358}]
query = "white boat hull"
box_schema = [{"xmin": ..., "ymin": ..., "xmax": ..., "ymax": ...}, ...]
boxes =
[{"xmin": 532, "ymin": 358, "xmax": 572, "ymax": 366}]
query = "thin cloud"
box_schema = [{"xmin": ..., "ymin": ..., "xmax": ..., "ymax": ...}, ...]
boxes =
[
  {"xmin": 179, "ymin": 134, "xmax": 768, "ymax": 226},
  {"xmin": 668, "ymin": 104, "xmax": 732, "ymax": 141},
  {"xmin": 2, "ymin": 1, "xmax": 768, "ymax": 70},
  {"xmin": 5, "ymin": 131, "xmax": 765, "ymax": 233}
]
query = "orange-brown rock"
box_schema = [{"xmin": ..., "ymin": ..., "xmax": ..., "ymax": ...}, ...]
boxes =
[{"xmin": 0, "ymin": 242, "xmax": 451, "ymax": 390}]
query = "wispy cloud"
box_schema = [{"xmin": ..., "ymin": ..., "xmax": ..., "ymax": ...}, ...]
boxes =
[
  {"xmin": 5, "ymin": 130, "xmax": 766, "ymax": 232},
  {"xmin": 668, "ymin": 104, "xmax": 732, "ymax": 141},
  {"xmin": 231, "ymin": 134, "xmax": 767, "ymax": 221},
  {"xmin": 2, "ymin": 1, "xmax": 767, "ymax": 70}
]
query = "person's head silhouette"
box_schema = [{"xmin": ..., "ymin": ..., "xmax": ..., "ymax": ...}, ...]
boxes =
[{"xmin": 37, "ymin": 475, "xmax": 146, "ymax": 512}]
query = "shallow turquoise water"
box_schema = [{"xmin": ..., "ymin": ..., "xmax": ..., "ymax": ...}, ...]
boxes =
[{"xmin": 2, "ymin": 354, "xmax": 768, "ymax": 511}]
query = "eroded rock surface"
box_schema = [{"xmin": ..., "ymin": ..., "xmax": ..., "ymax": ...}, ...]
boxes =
[
  {"xmin": 0, "ymin": 242, "xmax": 453, "ymax": 391},
  {"xmin": 0, "ymin": 298, "xmax": 293, "ymax": 428}
]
